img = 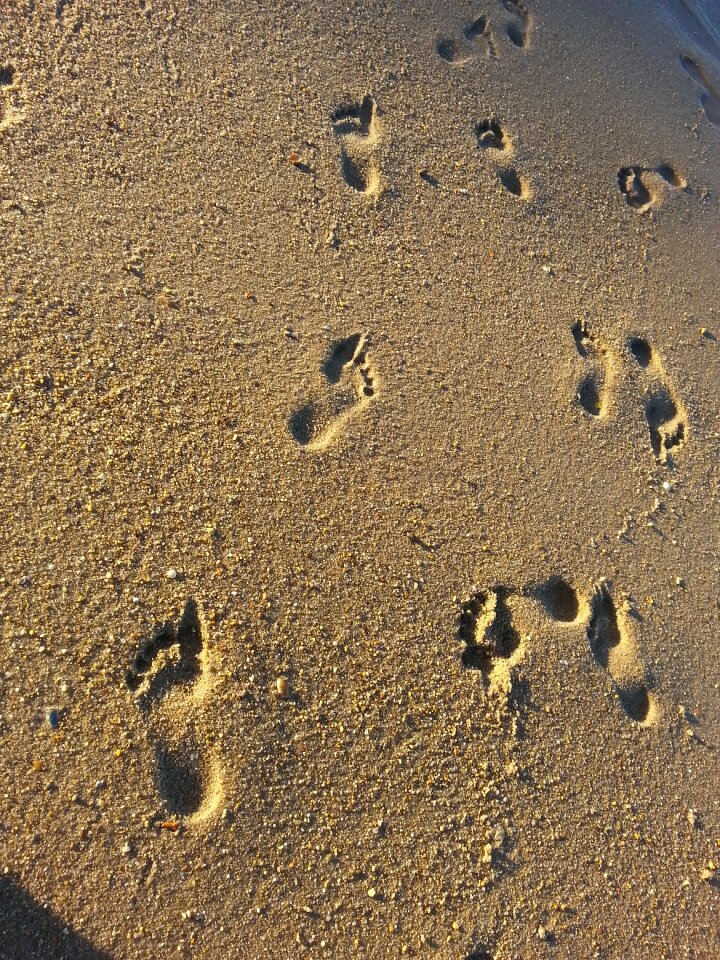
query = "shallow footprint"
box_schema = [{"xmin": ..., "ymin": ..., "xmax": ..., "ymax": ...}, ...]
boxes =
[
  {"xmin": 628, "ymin": 336, "xmax": 687, "ymax": 465},
  {"xmin": 679, "ymin": 53, "xmax": 720, "ymax": 128},
  {"xmin": 437, "ymin": 13, "xmax": 496, "ymax": 64},
  {"xmin": 458, "ymin": 586, "xmax": 525, "ymax": 694},
  {"xmin": 0, "ymin": 62, "xmax": 25, "ymax": 133},
  {"xmin": 331, "ymin": 96, "xmax": 381, "ymax": 196},
  {"xmin": 586, "ymin": 581, "xmax": 657, "ymax": 725},
  {"xmin": 127, "ymin": 599, "xmax": 223, "ymax": 822},
  {"xmin": 289, "ymin": 333, "xmax": 377, "ymax": 451},
  {"xmin": 501, "ymin": 0, "xmax": 532, "ymax": 48},
  {"xmin": 571, "ymin": 319, "xmax": 611, "ymax": 418}
]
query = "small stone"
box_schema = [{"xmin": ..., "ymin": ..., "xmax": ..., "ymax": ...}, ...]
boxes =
[
  {"xmin": 492, "ymin": 825, "xmax": 506, "ymax": 848},
  {"xmin": 121, "ymin": 841, "xmax": 133, "ymax": 856},
  {"xmin": 45, "ymin": 708, "xmax": 60, "ymax": 729},
  {"xmin": 276, "ymin": 676, "xmax": 289, "ymax": 698},
  {"xmin": 166, "ymin": 568, "xmax": 178, "ymax": 580},
  {"xmin": 687, "ymin": 809, "xmax": 698, "ymax": 828},
  {"xmin": 537, "ymin": 924, "xmax": 548, "ymax": 941},
  {"xmin": 367, "ymin": 887, "xmax": 377, "ymax": 899},
  {"xmin": 700, "ymin": 867, "xmax": 714, "ymax": 882},
  {"xmin": 662, "ymin": 480, "xmax": 672, "ymax": 492},
  {"xmin": 482, "ymin": 843, "xmax": 493, "ymax": 864}
]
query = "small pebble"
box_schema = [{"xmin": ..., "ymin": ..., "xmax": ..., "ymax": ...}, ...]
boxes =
[
  {"xmin": 276, "ymin": 676, "xmax": 289, "ymax": 698},
  {"xmin": 166, "ymin": 568, "xmax": 178, "ymax": 580},
  {"xmin": 662, "ymin": 480, "xmax": 672, "ymax": 492},
  {"xmin": 367, "ymin": 887, "xmax": 377, "ymax": 899},
  {"xmin": 537, "ymin": 924, "xmax": 548, "ymax": 941},
  {"xmin": 121, "ymin": 841, "xmax": 133, "ymax": 856},
  {"xmin": 45, "ymin": 708, "xmax": 60, "ymax": 729}
]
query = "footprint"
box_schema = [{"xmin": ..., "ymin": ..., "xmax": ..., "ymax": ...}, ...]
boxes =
[
  {"xmin": 288, "ymin": 332, "xmax": 377, "ymax": 451},
  {"xmin": 679, "ymin": 54, "xmax": 720, "ymax": 128},
  {"xmin": 0, "ymin": 63, "xmax": 25, "ymax": 134},
  {"xmin": 457, "ymin": 586, "xmax": 525, "ymax": 691},
  {"xmin": 475, "ymin": 117, "xmax": 532, "ymax": 199},
  {"xmin": 501, "ymin": 0, "xmax": 533, "ymax": 48},
  {"xmin": 331, "ymin": 95, "xmax": 381, "ymax": 196},
  {"xmin": 628, "ymin": 336, "xmax": 687, "ymax": 465},
  {"xmin": 126, "ymin": 599, "xmax": 223, "ymax": 822},
  {"xmin": 436, "ymin": 14, "xmax": 496, "ymax": 64},
  {"xmin": 617, "ymin": 163, "xmax": 687, "ymax": 212},
  {"xmin": 532, "ymin": 576, "xmax": 585, "ymax": 624},
  {"xmin": 586, "ymin": 582, "xmax": 657, "ymax": 725},
  {"xmin": 571, "ymin": 319, "xmax": 611, "ymax": 418}
]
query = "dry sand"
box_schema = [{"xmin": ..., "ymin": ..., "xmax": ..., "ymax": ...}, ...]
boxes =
[{"xmin": 1, "ymin": 0, "xmax": 719, "ymax": 957}]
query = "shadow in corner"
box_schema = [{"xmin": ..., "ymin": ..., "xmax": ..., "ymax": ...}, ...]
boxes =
[{"xmin": 0, "ymin": 874, "xmax": 113, "ymax": 960}]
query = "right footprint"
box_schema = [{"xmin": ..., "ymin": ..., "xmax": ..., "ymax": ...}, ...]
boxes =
[
  {"xmin": 288, "ymin": 333, "xmax": 377, "ymax": 451},
  {"xmin": 331, "ymin": 96, "xmax": 381, "ymax": 197},
  {"xmin": 127, "ymin": 599, "xmax": 223, "ymax": 823},
  {"xmin": 628, "ymin": 336, "xmax": 687, "ymax": 465},
  {"xmin": 586, "ymin": 582, "xmax": 657, "ymax": 725},
  {"xmin": 474, "ymin": 117, "xmax": 532, "ymax": 199}
]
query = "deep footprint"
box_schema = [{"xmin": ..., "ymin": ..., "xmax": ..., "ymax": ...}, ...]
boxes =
[
  {"xmin": 331, "ymin": 96, "xmax": 380, "ymax": 195},
  {"xmin": 586, "ymin": 582, "xmax": 656, "ymax": 724},
  {"xmin": 127, "ymin": 599, "xmax": 222, "ymax": 820},
  {"xmin": 289, "ymin": 333, "xmax": 377, "ymax": 450},
  {"xmin": 437, "ymin": 13, "xmax": 496, "ymax": 63},
  {"xmin": 628, "ymin": 336, "xmax": 687, "ymax": 464},
  {"xmin": 618, "ymin": 164, "xmax": 686, "ymax": 212}
]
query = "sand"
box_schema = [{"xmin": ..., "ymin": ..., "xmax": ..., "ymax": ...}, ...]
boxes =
[{"xmin": 1, "ymin": 0, "xmax": 719, "ymax": 957}]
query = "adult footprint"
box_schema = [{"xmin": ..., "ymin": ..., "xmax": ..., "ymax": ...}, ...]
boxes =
[
  {"xmin": 436, "ymin": 14, "xmax": 497, "ymax": 64},
  {"xmin": 501, "ymin": 0, "xmax": 533, "ymax": 48},
  {"xmin": 679, "ymin": 54, "xmax": 720, "ymax": 128},
  {"xmin": 628, "ymin": 336, "xmax": 687, "ymax": 465},
  {"xmin": 586, "ymin": 582, "xmax": 657, "ymax": 725},
  {"xmin": 475, "ymin": 117, "xmax": 532, "ymax": 199},
  {"xmin": 458, "ymin": 586, "xmax": 525, "ymax": 692},
  {"xmin": 617, "ymin": 164, "xmax": 687, "ymax": 212},
  {"xmin": 288, "ymin": 333, "xmax": 377, "ymax": 451},
  {"xmin": 127, "ymin": 599, "xmax": 223, "ymax": 822},
  {"xmin": 331, "ymin": 96, "xmax": 381, "ymax": 196},
  {"xmin": 571, "ymin": 319, "xmax": 611, "ymax": 418}
]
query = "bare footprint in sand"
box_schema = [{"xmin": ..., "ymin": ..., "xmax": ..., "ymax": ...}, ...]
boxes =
[
  {"xmin": 458, "ymin": 586, "xmax": 526, "ymax": 694},
  {"xmin": 627, "ymin": 336, "xmax": 687, "ymax": 466},
  {"xmin": 126, "ymin": 599, "xmax": 223, "ymax": 822},
  {"xmin": 474, "ymin": 117, "xmax": 532, "ymax": 199},
  {"xmin": 331, "ymin": 96, "xmax": 381, "ymax": 196},
  {"xmin": 679, "ymin": 53, "xmax": 720, "ymax": 128},
  {"xmin": 571, "ymin": 319, "xmax": 612, "ymax": 417},
  {"xmin": 289, "ymin": 332, "xmax": 377, "ymax": 451},
  {"xmin": 436, "ymin": 14, "xmax": 497, "ymax": 65},
  {"xmin": 617, "ymin": 163, "xmax": 687, "ymax": 213},
  {"xmin": 586, "ymin": 582, "xmax": 657, "ymax": 725},
  {"xmin": 500, "ymin": 0, "xmax": 533, "ymax": 49},
  {"xmin": 0, "ymin": 63, "xmax": 25, "ymax": 133}
]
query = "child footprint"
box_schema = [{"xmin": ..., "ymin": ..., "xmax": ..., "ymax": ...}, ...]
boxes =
[
  {"xmin": 474, "ymin": 117, "xmax": 532, "ymax": 199},
  {"xmin": 126, "ymin": 599, "xmax": 223, "ymax": 822},
  {"xmin": 628, "ymin": 336, "xmax": 687, "ymax": 465},
  {"xmin": 331, "ymin": 95, "xmax": 381, "ymax": 196},
  {"xmin": 457, "ymin": 586, "xmax": 526, "ymax": 696},
  {"xmin": 571, "ymin": 319, "xmax": 612, "ymax": 417},
  {"xmin": 288, "ymin": 332, "xmax": 377, "ymax": 451},
  {"xmin": 586, "ymin": 582, "xmax": 657, "ymax": 725},
  {"xmin": 617, "ymin": 163, "xmax": 687, "ymax": 213}
]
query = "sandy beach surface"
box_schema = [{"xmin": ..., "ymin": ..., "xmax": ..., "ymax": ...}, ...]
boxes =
[{"xmin": 1, "ymin": 0, "xmax": 719, "ymax": 957}]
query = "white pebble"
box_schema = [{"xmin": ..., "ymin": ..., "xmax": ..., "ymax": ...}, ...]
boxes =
[
  {"xmin": 166, "ymin": 568, "xmax": 178, "ymax": 580},
  {"xmin": 662, "ymin": 481, "xmax": 672, "ymax": 492}
]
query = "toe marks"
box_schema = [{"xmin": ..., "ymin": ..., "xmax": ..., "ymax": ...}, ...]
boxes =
[{"xmin": 458, "ymin": 587, "xmax": 521, "ymax": 681}]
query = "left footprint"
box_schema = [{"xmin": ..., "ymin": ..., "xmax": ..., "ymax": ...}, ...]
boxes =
[
  {"xmin": 127, "ymin": 599, "xmax": 223, "ymax": 822},
  {"xmin": 289, "ymin": 333, "xmax": 377, "ymax": 451}
]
